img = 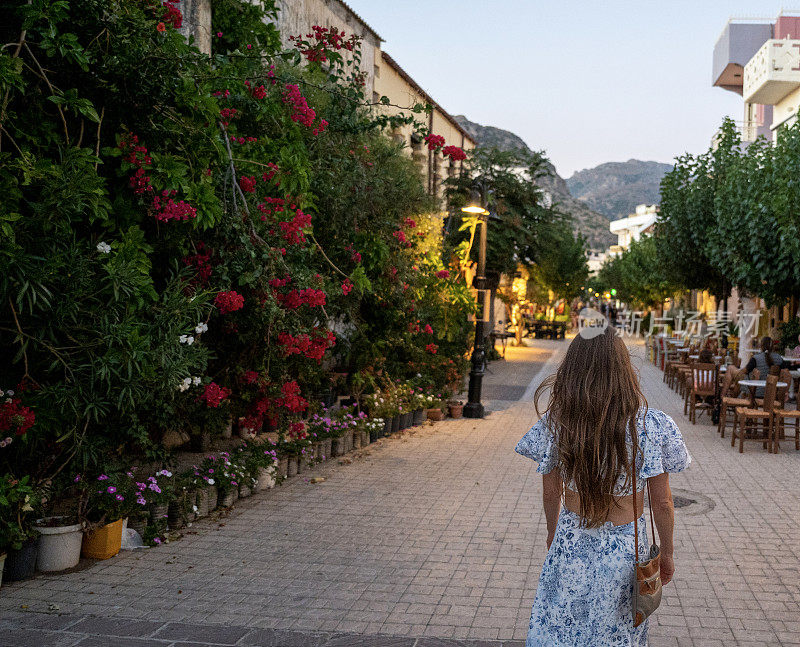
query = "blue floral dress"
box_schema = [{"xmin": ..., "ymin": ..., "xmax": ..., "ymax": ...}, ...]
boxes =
[{"xmin": 515, "ymin": 409, "xmax": 691, "ymax": 647}]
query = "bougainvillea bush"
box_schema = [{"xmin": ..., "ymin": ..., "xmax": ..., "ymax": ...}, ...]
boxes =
[{"xmin": 0, "ymin": 0, "xmax": 473, "ymax": 493}]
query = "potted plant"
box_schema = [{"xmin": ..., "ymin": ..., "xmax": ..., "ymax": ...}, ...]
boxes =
[
  {"xmin": 424, "ymin": 392, "xmax": 445, "ymax": 421},
  {"xmin": 448, "ymin": 399, "xmax": 464, "ymax": 419},
  {"xmin": 233, "ymin": 444, "xmax": 258, "ymax": 498},
  {"xmin": 168, "ymin": 476, "xmax": 197, "ymax": 530},
  {"xmin": 210, "ymin": 452, "xmax": 240, "ymax": 507},
  {"xmin": 193, "ymin": 458, "xmax": 219, "ymax": 515},
  {"xmin": 0, "ymin": 475, "xmax": 40, "ymax": 582},
  {"xmin": 253, "ymin": 443, "xmax": 278, "ymax": 491},
  {"xmin": 411, "ymin": 388, "xmax": 426, "ymax": 426},
  {"xmin": 81, "ymin": 471, "xmax": 137, "ymax": 560},
  {"xmin": 143, "ymin": 470, "xmax": 174, "ymax": 530},
  {"xmin": 366, "ymin": 418, "xmax": 384, "ymax": 443}
]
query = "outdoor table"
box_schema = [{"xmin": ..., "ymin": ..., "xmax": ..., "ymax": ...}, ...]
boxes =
[
  {"xmin": 738, "ymin": 379, "xmax": 788, "ymax": 407},
  {"xmin": 790, "ymin": 369, "xmax": 800, "ymax": 401}
]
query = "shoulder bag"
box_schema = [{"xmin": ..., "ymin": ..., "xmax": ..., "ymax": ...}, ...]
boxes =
[{"xmin": 631, "ymin": 430, "xmax": 662, "ymax": 627}]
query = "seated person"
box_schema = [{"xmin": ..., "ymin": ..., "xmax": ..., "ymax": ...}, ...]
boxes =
[{"xmin": 743, "ymin": 337, "xmax": 786, "ymax": 397}]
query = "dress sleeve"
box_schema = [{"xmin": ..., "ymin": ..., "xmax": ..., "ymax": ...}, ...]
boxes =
[
  {"xmin": 640, "ymin": 409, "xmax": 691, "ymax": 478},
  {"xmin": 515, "ymin": 414, "xmax": 558, "ymax": 474}
]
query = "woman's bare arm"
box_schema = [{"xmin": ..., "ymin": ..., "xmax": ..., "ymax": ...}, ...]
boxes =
[
  {"xmin": 542, "ymin": 469, "xmax": 562, "ymax": 549},
  {"xmin": 647, "ymin": 472, "xmax": 675, "ymax": 584}
]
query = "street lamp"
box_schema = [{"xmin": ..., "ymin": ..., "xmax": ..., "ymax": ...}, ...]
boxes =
[{"xmin": 462, "ymin": 187, "xmax": 490, "ymax": 419}]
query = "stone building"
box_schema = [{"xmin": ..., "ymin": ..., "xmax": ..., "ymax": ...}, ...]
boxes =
[
  {"xmin": 273, "ymin": 0, "xmax": 382, "ymax": 96},
  {"xmin": 375, "ymin": 52, "xmax": 476, "ymax": 201}
]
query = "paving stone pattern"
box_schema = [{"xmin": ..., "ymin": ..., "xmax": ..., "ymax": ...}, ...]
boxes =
[{"xmin": 1, "ymin": 340, "xmax": 799, "ymax": 646}]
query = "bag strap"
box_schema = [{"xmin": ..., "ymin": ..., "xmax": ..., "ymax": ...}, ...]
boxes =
[{"xmin": 631, "ymin": 422, "xmax": 657, "ymax": 565}]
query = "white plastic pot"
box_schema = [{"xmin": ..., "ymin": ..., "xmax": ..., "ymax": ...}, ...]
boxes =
[{"xmin": 35, "ymin": 517, "xmax": 83, "ymax": 572}]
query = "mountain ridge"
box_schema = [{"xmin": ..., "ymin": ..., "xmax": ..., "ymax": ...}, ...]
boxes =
[
  {"xmin": 453, "ymin": 115, "xmax": 616, "ymax": 250},
  {"xmin": 566, "ymin": 159, "xmax": 673, "ymax": 220}
]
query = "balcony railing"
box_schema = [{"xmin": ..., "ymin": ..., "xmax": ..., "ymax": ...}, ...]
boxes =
[{"xmin": 743, "ymin": 39, "xmax": 800, "ymax": 104}]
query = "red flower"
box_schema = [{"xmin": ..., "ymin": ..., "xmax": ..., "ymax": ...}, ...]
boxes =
[
  {"xmin": 215, "ymin": 290, "xmax": 244, "ymax": 314},
  {"xmin": 425, "ymin": 343, "xmax": 438, "ymax": 354},
  {"xmin": 393, "ymin": 230, "xmax": 407, "ymax": 244},
  {"xmin": 156, "ymin": 22, "xmax": 166, "ymax": 32},
  {"xmin": 0, "ymin": 399, "xmax": 35, "ymax": 436},
  {"xmin": 424, "ymin": 324, "xmax": 433, "ymax": 334},
  {"xmin": 243, "ymin": 371, "xmax": 259, "ymax": 384},
  {"xmin": 202, "ymin": 382, "xmax": 231, "ymax": 408},
  {"xmin": 403, "ymin": 217, "xmax": 417, "ymax": 228},
  {"xmin": 424, "ymin": 134, "xmax": 445, "ymax": 150},
  {"xmin": 436, "ymin": 270, "xmax": 450, "ymax": 279},
  {"xmin": 442, "ymin": 145, "xmax": 467, "ymax": 161},
  {"xmin": 239, "ymin": 176, "xmax": 256, "ymax": 193},
  {"xmin": 341, "ymin": 279, "xmax": 353, "ymax": 296}
]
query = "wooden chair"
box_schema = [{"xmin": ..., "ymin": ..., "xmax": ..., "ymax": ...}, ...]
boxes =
[
  {"xmin": 771, "ymin": 402, "xmax": 800, "ymax": 453},
  {"xmin": 688, "ymin": 363, "xmax": 718, "ymax": 424},
  {"xmin": 718, "ymin": 366, "xmax": 749, "ymax": 437},
  {"xmin": 732, "ymin": 375, "xmax": 778, "ymax": 453}
]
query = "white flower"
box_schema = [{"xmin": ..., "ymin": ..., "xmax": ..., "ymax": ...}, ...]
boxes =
[
  {"xmin": 179, "ymin": 335, "xmax": 188, "ymax": 344},
  {"xmin": 192, "ymin": 377, "xmax": 201, "ymax": 386},
  {"xmin": 6, "ymin": 390, "xmax": 13, "ymax": 397},
  {"xmin": 192, "ymin": 505, "xmax": 198, "ymax": 513},
  {"xmin": 186, "ymin": 336, "xmax": 195, "ymax": 345},
  {"xmin": 207, "ymin": 478, "xmax": 215, "ymax": 485},
  {"xmin": 96, "ymin": 241, "xmax": 111, "ymax": 254},
  {"xmin": 195, "ymin": 322, "xmax": 208, "ymax": 334}
]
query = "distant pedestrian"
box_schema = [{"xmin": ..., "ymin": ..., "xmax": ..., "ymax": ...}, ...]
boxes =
[{"xmin": 515, "ymin": 327, "xmax": 690, "ymax": 646}]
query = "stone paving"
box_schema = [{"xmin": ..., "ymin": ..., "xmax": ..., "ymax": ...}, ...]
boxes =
[{"xmin": 1, "ymin": 338, "xmax": 800, "ymax": 646}]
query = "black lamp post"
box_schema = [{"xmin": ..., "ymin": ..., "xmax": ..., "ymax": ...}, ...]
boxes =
[{"xmin": 462, "ymin": 186, "xmax": 490, "ymax": 419}]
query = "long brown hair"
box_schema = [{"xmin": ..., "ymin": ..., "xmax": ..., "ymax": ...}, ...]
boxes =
[{"xmin": 534, "ymin": 327, "xmax": 646, "ymax": 528}]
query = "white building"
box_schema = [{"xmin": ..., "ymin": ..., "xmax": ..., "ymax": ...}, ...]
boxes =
[
  {"xmin": 587, "ymin": 250, "xmax": 607, "ymax": 275},
  {"xmin": 608, "ymin": 204, "xmax": 658, "ymax": 251}
]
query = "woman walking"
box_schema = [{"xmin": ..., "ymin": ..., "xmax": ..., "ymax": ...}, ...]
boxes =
[{"xmin": 516, "ymin": 327, "xmax": 690, "ymax": 646}]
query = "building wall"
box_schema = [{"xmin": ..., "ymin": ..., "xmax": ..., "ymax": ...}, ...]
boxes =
[
  {"xmin": 772, "ymin": 85, "xmax": 800, "ymax": 135},
  {"xmin": 273, "ymin": 0, "xmax": 381, "ymax": 96},
  {"xmin": 178, "ymin": 0, "xmax": 212, "ymax": 54},
  {"xmin": 374, "ymin": 53, "xmax": 475, "ymax": 202}
]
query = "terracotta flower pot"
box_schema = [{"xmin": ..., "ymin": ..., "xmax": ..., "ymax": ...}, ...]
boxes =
[
  {"xmin": 427, "ymin": 408, "xmax": 444, "ymax": 421},
  {"xmin": 82, "ymin": 518, "xmax": 123, "ymax": 560},
  {"xmin": 35, "ymin": 517, "xmax": 83, "ymax": 572},
  {"xmin": 448, "ymin": 403, "xmax": 464, "ymax": 419}
]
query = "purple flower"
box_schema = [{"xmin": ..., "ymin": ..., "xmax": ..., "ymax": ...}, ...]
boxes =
[
  {"xmin": 116, "ymin": 494, "xmax": 125, "ymax": 501},
  {"xmin": 107, "ymin": 486, "xmax": 117, "ymax": 494},
  {"xmin": 137, "ymin": 496, "xmax": 147, "ymax": 505},
  {"xmin": 74, "ymin": 474, "xmax": 81, "ymax": 482},
  {"xmin": 98, "ymin": 474, "xmax": 108, "ymax": 481},
  {"xmin": 153, "ymin": 537, "xmax": 162, "ymax": 544},
  {"xmin": 148, "ymin": 483, "xmax": 162, "ymax": 494}
]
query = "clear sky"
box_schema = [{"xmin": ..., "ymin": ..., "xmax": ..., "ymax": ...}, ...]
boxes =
[{"xmin": 345, "ymin": 0, "xmax": 793, "ymax": 178}]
